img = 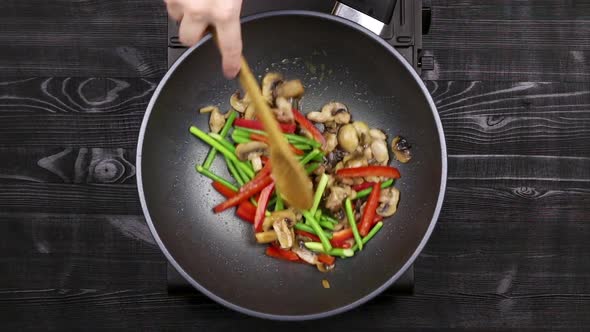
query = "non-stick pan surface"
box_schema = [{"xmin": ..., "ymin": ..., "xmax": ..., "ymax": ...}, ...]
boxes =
[{"xmin": 137, "ymin": 11, "xmax": 446, "ymax": 320}]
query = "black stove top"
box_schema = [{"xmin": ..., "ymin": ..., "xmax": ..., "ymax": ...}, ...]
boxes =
[{"xmin": 166, "ymin": 0, "xmax": 432, "ymax": 295}]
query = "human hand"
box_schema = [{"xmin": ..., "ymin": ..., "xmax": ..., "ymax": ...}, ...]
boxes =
[{"xmin": 165, "ymin": 0, "xmax": 243, "ymax": 78}]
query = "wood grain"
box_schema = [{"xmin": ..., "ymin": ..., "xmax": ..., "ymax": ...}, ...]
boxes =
[
  {"xmin": 422, "ymin": 0, "xmax": 590, "ymax": 82},
  {"xmin": 427, "ymin": 80, "xmax": 590, "ymax": 155},
  {"xmin": 0, "ymin": 1, "xmax": 167, "ymax": 77},
  {"xmin": 0, "ymin": 77, "xmax": 155, "ymax": 147}
]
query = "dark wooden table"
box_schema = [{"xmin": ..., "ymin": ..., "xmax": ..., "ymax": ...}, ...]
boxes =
[{"xmin": 1, "ymin": 0, "xmax": 589, "ymax": 330}]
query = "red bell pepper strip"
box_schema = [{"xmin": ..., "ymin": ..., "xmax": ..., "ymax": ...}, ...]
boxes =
[
  {"xmin": 295, "ymin": 230, "xmax": 321, "ymax": 242},
  {"xmin": 238, "ymin": 200, "xmax": 257, "ymax": 215},
  {"xmin": 352, "ymin": 182, "xmax": 375, "ymax": 192},
  {"xmin": 292, "ymin": 109, "xmax": 326, "ymax": 147},
  {"xmin": 358, "ymin": 182, "xmax": 381, "ymax": 237},
  {"xmin": 250, "ymin": 133, "xmax": 304, "ymax": 155},
  {"xmin": 235, "ymin": 118, "xmax": 296, "ymax": 133},
  {"xmin": 236, "ymin": 203, "xmax": 255, "ymax": 223},
  {"xmin": 337, "ymin": 165, "xmax": 401, "ymax": 179},
  {"xmin": 317, "ymin": 253, "xmax": 336, "ymax": 266},
  {"xmin": 330, "ymin": 228, "xmax": 354, "ymax": 247},
  {"xmin": 341, "ymin": 242, "xmax": 352, "ymax": 249},
  {"xmin": 214, "ymin": 175, "xmax": 273, "ymax": 213},
  {"xmin": 242, "ymin": 162, "xmax": 271, "ymax": 193},
  {"xmin": 266, "ymin": 246, "xmax": 300, "ymax": 262},
  {"xmin": 212, "ymin": 181, "xmax": 237, "ymax": 198},
  {"xmin": 372, "ymin": 214, "xmax": 383, "ymax": 226},
  {"xmin": 254, "ymin": 182, "xmax": 275, "ymax": 232}
]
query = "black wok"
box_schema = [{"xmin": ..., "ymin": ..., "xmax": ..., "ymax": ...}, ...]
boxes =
[{"xmin": 137, "ymin": 2, "xmax": 446, "ymax": 320}]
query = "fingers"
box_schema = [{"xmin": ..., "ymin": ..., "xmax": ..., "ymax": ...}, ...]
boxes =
[
  {"xmin": 216, "ymin": 16, "xmax": 243, "ymax": 79},
  {"xmin": 178, "ymin": 15, "xmax": 208, "ymax": 46},
  {"xmin": 165, "ymin": 1, "xmax": 184, "ymax": 21}
]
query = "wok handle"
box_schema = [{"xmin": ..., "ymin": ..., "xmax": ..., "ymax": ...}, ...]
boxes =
[{"xmin": 335, "ymin": 0, "xmax": 397, "ymax": 27}]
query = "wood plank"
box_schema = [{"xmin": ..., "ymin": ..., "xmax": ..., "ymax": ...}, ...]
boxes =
[
  {"xmin": 426, "ymin": 80, "xmax": 590, "ymax": 155},
  {"xmin": 422, "ymin": 1, "xmax": 590, "ymax": 81},
  {"xmin": 0, "ymin": 213, "xmax": 163, "ymax": 291},
  {"xmin": 0, "ymin": 77, "xmax": 155, "ymax": 148},
  {"xmin": 0, "ymin": 1, "xmax": 166, "ymax": 77}
]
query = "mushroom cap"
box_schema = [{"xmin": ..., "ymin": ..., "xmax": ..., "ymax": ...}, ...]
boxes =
[{"xmin": 235, "ymin": 141, "xmax": 268, "ymax": 161}]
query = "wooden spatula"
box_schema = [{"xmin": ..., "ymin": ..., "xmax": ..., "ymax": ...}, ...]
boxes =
[{"xmin": 237, "ymin": 57, "xmax": 313, "ymax": 210}]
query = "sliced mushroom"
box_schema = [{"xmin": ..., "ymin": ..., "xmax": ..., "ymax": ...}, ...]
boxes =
[
  {"xmin": 273, "ymin": 218, "xmax": 295, "ymax": 249},
  {"xmin": 204, "ymin": 106, "xmax": 226, "ymax": 134},
  {"xmin": 392, "ymin": 136, "xmax": 412, "ymax": 163},
  {"xmin": 230, "ymin": 92, "xmax": 248, "ymax": 113},
  {"xmin": 251, "ymin": 156, "xmax": 263, "ymax": 172},
  {"xmin": 262, "ymin": 209, "xmax": 297, "ymax": 232},
  {"xmin": 345, "ymin": 155, "xmax": 369, "ymax": 169},
  {"xmin": 353, "ymin": 121, "xmax": 370, "ymax": 139},
  {"xmin": 276, "ymin": 80, "xmax": 304, "ymax": 98},
  {"xmin": 325, "ymin": 185, "xmax": 354, "ymax": 211},
  {"xmin": 292, "ymin": 241, "xmax": 318, "ymax": 265},
  {"xmin": 337, "ymin": 124, "xmax": 359, "ymax": 153},
  {"xmin": 324, "ymin": 133, "xmax": 338, "ymax": 153},
  {"xmin": 262, "ymin": 72, "xmax": 283, "ymax": 104},
  {"xmin": 199, "ymin": 105, "xmax": 217, "ymax": 113},
  {"xmin": 272, "ymin": 97, "xmax": 294, "ymax": 123},
  {"xmin": 307, "ymin": 102, "xmax": 350, "ymax": 124},
  {"xmin": 377, "ymin": 187, "xmax": 400, "ymax": 217},
  {"xmin": 255, "ymin": 231, "xmax": 278, "ymax": 244},
  {"xmin": 244, "ymin": 103, "xmax": 256, "ymax": 120},
  {"xmin": 370, "ymin": 139, "xmax": 389, "ymax": 164},
  {"xmin": 235, "ymin": 141, "xmax": 268, "ymax": 161},
  {"xmin": 369, "ymin": 128, "xmax": 387, "ymax": 141},
  {"xmin": 316, "ymin": 263, "xmax": 334, "ymax": 273}
]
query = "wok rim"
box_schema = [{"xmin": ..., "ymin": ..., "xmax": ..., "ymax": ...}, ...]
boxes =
[{"xmin": 136, "ymin": 10, "xmax": 447, "ymax": 321}]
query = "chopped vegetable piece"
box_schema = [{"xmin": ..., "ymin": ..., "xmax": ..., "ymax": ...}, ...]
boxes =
[
  {"xmin": 255, "ymin": 231, "xmax": 278, "ymax": 243},
  {"xmin": 355, "ymin": 179, "xmax": 394, "ymax": 200},
  {"xmin": 213, "ymin": 175, "xmax": 273, "ymax": 213},
  {"xmin": 254, "ymin": 183, "xmax": 275, "ymax": 232},
  {"xmin": 295, "ymin": 230, "xmax": 321, "ymax": 242},
  {"xmin": 352, "ymin": 182, "xmax": 375, "ymax": 192},
  {"xmin": 292, "ymin": 109, "xmax": 326, "ymax": 147},
  {"xmin": 266, "ymin": 246, "xmax": 299, "ymax": 261},
  {"xmin": 322, "ymin": 279, "xmax": 330, "ymax": 289},
  {"xmin": 337, "ymin": 165, "xmax": 401, "ymax": 179},
  {"xmin": 196, "ymin": 166, "xmax": 237, "ymax": 191},
  {"xmin": 203, "ymin": 110, "xmax": 237, "ymax": 169},
  {"xmin": 358, "ymin": 182, "xmax": 381, "ymax": 237},
  {"xmin": 318, "ymin": 254, "xmax": 336, "ymax": 266},
  {"xmin": 209, "ymin": 133, "xmax": 236, "ymax": 154},
  {"xmin": 235, "ymin": 118, "xmax": 296, "ymax": 133},
  {"xmin": 321, "ymin": 215, "xmax": 339, "ymax": 224},
  {"xmin": 345, "ymin": 198, "xmax": 363, "ymax": 251},
  {"xmin": 212, "ymin": 181, "xmax": 237, "ymax": 198},
  {"xmin": 274, "ymin": 193, "xmax": 284, "ymax": 211},
  {"xmin": 300, "ymin": 149, "xmax": 322, "ymax": 165},
  {"xmin": 305, "ymin": 163, "xmax": 320, "ymax": 174},
  {"xmin": 225, "ymin": 156, "xmax": 245, "ymax": 186},
  {"xmin": 304, "ymin": 242, "xmax": 354, "ymax": 257},
  {"xmin": 236, "ymin": 202, "xmax": 255, "ymax": 223},
  {"xmin": 294, "ymin": 223, "xmax": 333, "ymax": 239},
  {"xmin": 330, "ymin": 228, "xmax": 353, "ymax": 248},
  {"xmin": 310, "ymin": 173, "xmax": 329, "ymax": 216},
  {"xmin": 303, "ymin": 211, "xmax": 332, "ymax": 252},
  {"xmin": 250, "ymin": 133, "xmax": 304, "ymax": 156},
  {"xmin": 352, "ymin": 222, "xmax": 384, "ymax": 251},
  {"xmin": 319, "ymin": 220, "xmax": 335, "ymax": 230}
]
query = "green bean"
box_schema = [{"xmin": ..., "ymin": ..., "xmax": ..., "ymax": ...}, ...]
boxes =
[
  {"xmin": 224, "ymin": 156, "xmax": 244, "ymax": 186},
  {"xmin": 294, "ymin": 223, "xmax": 333, "ymax": 239},
  {"xmin": 319, "ymin": 220, "xmax": 335, "ymax": 230},
  {"xmin": 235, "ymin": 160, "xmax": 252, "ymax": 182},
  {"xmin": 285, "ymin": 133, "xmax": 321, "ymax": 148},
  {"xmin": 232, "ymin": 134, "xmax": 251, "ymax": 144},
  {"xmin": 321, "ymin": 215, "xmax": 339, "ymax": 224},
  {"xmin": 209, "ymin": 133, "xmax": 236, "ymax": 153},
  {"xmin": 274, "ymin": 193, "xmax": 284, "ymax": 211},
  {"xmin": 190, "ymin": 126, "xmax": 242, "ymax": 168},
  {"xmin": 305, "ymin": 163, "xmax": 320, "ymax": 174},
  {"xmin": 196, "ymin": 166, "xmax": 237, "ymax": 191},
  {"xmin": 300, "ymin": 149, "xmax": 321, "ymax": 165},
  {"xmin": 302, "ymin": 211, "xmax": 332, "ymax": 252},
  {"xmin": 355, "ymin": 179, "xmax": 394, "ymax": 199},
  {"xmin": 314, "ymin": 209, "xmax": 322, "ymax": 220},
  {"xmin": 310, "ymin": 173, "xmax": 329, "ymax": 216},
  {"xmin": 304, "ymin": 242, "xmax": 354, "ymax": 257},
  {"xmin": 345, "ymin": 198, "xmax": 363, "ymax": 251},
  {"xmin": 352, "ymin": 222, "xmax": 384, "ymax": 251},
  {"xmin": 292, "ymin": 142, "xmax": 312, "ymax": 150},
  {"xmin": 203, "ymin": 110, "xmax": 237, "ymax": 169}
]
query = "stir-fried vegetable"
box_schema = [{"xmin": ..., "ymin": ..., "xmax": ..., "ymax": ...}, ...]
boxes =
[{"xmin": 188, "ymin": 71, "xmax": 409, "ymax": 273}]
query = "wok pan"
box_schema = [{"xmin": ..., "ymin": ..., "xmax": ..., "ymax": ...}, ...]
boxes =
[{"xmin": 137, "ymin": 0, "xmax": 446, "ymax": 320}]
